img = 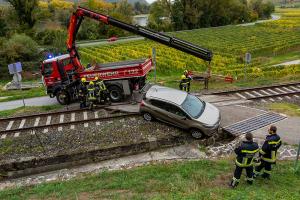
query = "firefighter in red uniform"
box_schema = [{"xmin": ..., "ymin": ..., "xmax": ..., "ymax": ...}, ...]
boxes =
[
  {"xmin": 254, "ymin": 125, "xmax": 282, "ymax": 179},
  {"xmin": 230, "ymin": 132, "xmax": 259, "ymax": 188}
]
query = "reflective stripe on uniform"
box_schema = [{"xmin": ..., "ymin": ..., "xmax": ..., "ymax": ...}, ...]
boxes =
[
  {"xmin": 232, "ymin": 177, "xmax": 240, "ymax": 182},
  {"xmin": 262, "ymin": 150, "xmax": 277, "ymax": 163},
  {"xmin": 268, "ymin": 139, "xmax": 281, "ymax": 145},
  {"xmin": 253, "ymin": 170, "xmax": 261, "ymax": 176},
  {"xmin": 235, "ymin": 158, "xmax": 254, "ymax": 167},
  {"xmin": 261, "ymin": 157, "xmax": 276, "ymax": 163},
  {"xmin": 259, "ymin": 149, "xmax": 266, "ymax": 155},
  {"xmin": 241, "ymin": 149, "xmax": 259, "ymax": 154},
  {"xmin": 264, "ymin": 170, "xmax": 271, "ymax": 175},
  {"xmin": 246, "ymin": 177, "xmax": 254, "ymax": 181}
]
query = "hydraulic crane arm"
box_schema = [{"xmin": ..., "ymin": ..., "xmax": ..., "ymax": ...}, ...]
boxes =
[{"xmin": 67, "ymin": 7, "xmax": 213, "ymax": 70}]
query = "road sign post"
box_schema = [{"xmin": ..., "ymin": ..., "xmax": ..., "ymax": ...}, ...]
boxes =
[
  {"xmin": 8, "ymin": 62, "xmax": 25, "ymax": 107},
  {"xmin": 152, "ymin": 48, "xmax": 157, "ymax": 83},
  {"xmin": 295, "ymin": 140, "xmax": 300, "ymax": 172},
  {"xmin": 244, "ymin": 52, "xmax": 251, "ymax": 81}
]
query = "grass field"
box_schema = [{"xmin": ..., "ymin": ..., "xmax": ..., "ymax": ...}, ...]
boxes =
[
  {"xmin": 0, "ymin": 83, "xmax": 45, "ymax": 103},
  {"xmin": 79, "ymin": 8, "xmax": 300, "ymax": 82},
  {"xmin": 0, "ymin": 159, "xmax": 299, "ymax": 200},
  {"xmin": 268, "ymin": 103, "xmax": 300, "ymax": 117},
  {"xmin": 0, "ymin": 105, "xmax": 63, "ymax": 118}
]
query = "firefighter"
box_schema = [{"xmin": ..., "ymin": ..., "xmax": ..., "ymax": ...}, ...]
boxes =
[
  {"xmin": 87, "ymin": 81, "xmax": 96, "ymax": 110},
  {"xmin": 179, "ymin": 70, "xmax": 192, "ymax": 92},
  {"xmin": 230, "ymin": 132, "xmax": 259, "ymax": 188},
  {"xmin": 184, "ymin": 70, "xmax": 192, "ymax": 92},
  {"xmin": 254, "ymin": 125, "xmax": 282, "ymax": 179},
  {"xmin": 179, "ymin": 75, "xmax": 188, "ymax": 92},
  {"xmin": 78, "ymin": 78, "xmax": 87, "ymax": 108},
  {"xmin": 94, "ymin": 77, "xmax": 110, "ymax": 105}
]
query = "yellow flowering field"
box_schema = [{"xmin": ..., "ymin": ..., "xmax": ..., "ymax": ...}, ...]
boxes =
[{"xmin": 79, "ymin": 8, "xmax": 300, "ymax": 80}]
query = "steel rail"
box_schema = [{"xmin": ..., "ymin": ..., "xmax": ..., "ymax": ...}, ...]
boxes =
[
  {"xmin": 0, "ymin": 102, "xmax": 132, "ymax": 122},
  {"xmin": 0, "ymin": 112, "xmax": 139, "ymax": 135},
  {"xmin": 203, "ymin": 82, "xmax": 300, "ymax": 95},
  {"xmin": 246, "ymin": 91, "xmax": 300, "ymax": 100}
]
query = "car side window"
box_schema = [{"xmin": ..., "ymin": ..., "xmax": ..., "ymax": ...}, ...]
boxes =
[
  {"xmin": 150, "ymin": 99, "xmax": 167, "ymax": 110},
  {"xmin": 168, "ymin": 104, "xmax": 186, "ymax": 117},
  {"xmin": 150, "ymin": 100, "xmax": 186, "ymax": 117}
]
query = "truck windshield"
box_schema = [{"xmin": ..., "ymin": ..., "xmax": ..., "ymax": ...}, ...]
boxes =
[
  {"xmin": 181, "ymin": 94, "xmax": 205, "ymax": 118},
  {"xmin": 43, "ymin": 63, "xmax": 53, "ymax": 77}
]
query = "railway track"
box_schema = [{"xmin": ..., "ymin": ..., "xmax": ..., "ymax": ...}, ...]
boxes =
[
  {"xmin": 204, "ymin": 82, "xmax": 300, "ymax": 102},
  {"xmin": 0, "ymin": 103, "xmax": 138, "ymax": 140}
]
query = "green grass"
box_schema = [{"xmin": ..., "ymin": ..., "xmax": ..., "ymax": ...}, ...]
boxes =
[
  {"xmin": 0, "ymin": 159, "xmax": 299, "ymax": 199},
  {"xmin": 268, "ymin": 103, "xmax": 300, "ymax": 117},
  {"xmin": 0, "ymin": 105, "xmax": 63, "ymax": 118},
  {"xmin": 146, "ymin": 70, "xmax": 300, "ymax": 92},
  {"xmin": 0, "ymin": 85, "xmax": 46, "ymax": 103}
]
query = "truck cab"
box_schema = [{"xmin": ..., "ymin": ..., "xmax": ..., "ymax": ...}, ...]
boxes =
[{"xmin": 41, "ymin": 54, "xmax": 79, "ymax": 103}]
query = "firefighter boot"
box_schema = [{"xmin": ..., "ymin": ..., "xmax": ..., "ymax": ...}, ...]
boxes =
[
  {"xmin": 246, "ymin": 177, "xmax": 254, "ymax": 185},
  {"xmin": 262, "ymin": 172, "xmax": 270, "ymax": 180},
  {"xmin": 229, "ymin": 177, "xmax": 239, "ymax": 188}
]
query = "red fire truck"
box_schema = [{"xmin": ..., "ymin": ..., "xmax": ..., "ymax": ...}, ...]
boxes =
[{"xmin": 41, "ymin": 7, "xmax": 213, "ymax": 105}]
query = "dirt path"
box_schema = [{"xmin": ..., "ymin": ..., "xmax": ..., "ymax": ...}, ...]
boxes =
[{"xmin": 273, "ymin": 59, "xmax": 300, "ymax": 66}]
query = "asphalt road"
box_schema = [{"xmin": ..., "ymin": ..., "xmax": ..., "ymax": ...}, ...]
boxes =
[{"xmin": 0, "ymin": 96, "xmax": 58, "ymax": 111}]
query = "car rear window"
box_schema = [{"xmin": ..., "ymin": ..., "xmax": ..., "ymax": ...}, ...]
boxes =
[{"xmin": 181, "ymin": 95, "xmax": 205, "ymax": 118}]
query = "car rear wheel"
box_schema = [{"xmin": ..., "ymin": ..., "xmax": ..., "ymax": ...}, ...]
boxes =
[
  {"xmin": 190, "ymin": 129, "xmax": 204, "ymax": 139},
  {"xmin": 143, "ymin": 112, "xmax": 153, "ymax": 121}
]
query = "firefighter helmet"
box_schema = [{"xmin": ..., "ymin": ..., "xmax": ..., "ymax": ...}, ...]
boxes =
[
  {"xmin": 181, "ymin": 75, "xmax": 186, "ymax": 80},
  {"xmin": 81, "ymin": 77, "xmax": 86, "ymax": 82},
  {"xmin": 89, "ymin": 81, "xmax": 94, "ymax": 85},
  {"xmin": 184, "ymin": 70, "xmax": 188, "ymax": 74},
  {"xmin": 94, "ymin": 77, "xmax": 99, "ymax": 81}
]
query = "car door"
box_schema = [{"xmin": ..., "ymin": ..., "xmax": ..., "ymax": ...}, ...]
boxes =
[
  {"xmin": 165, "ymin": 104, "xmax": 190, "ymax": 129},
  {"xmin": 149, "ymin": 99, "xmax": 173, "ymax": 123}
]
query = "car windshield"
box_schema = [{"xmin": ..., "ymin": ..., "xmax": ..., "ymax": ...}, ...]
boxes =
[{"xmin": 181, "ymin": 94, "xmax": 205, "ymax": 118}]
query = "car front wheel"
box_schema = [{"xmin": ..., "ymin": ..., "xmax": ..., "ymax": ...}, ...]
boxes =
[
  {"xmin": 190, "ymin": 129, "xmax": 204, "ymax": 139},
  {"xmin": 143, "ymin": 112, "xmax": 153, "ymax": 121}
]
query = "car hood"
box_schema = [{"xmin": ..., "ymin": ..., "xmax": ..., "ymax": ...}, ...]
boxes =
[{"xmin": 195, "ymin": 102, "xmax": 220, "ymax": 126}]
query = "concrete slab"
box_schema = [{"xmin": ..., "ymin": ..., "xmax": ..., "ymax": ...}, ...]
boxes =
[
  {"xmin": 109, "ymin": 104, "xmax": 140, "ymax": 113},
  {"xmin": 217, "ymin": 105, "xmax": 266, "ymax": 127},
  {"xmin": 252, "ymin": 116, "xmax": 300, "ymax": 145}
]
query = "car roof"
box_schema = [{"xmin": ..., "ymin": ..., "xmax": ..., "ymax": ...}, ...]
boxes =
[{"xmin": 146, "ymin": 85, "xmax": 188, "ymax": 105}]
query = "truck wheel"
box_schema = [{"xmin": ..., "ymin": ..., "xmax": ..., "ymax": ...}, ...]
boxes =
[
  {"xmin": 190, "ymin": 129, "xmax": 204, "ymax": 139},
  {"xmin": 56, "ymin": 90, "xmax": 70, "ymax": 105},
  {"xmin": 108, "ymin": 85, "xmax": 123, "ymax": 102}
]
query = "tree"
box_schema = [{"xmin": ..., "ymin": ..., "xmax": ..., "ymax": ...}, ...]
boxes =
[
  {"xmin": 0, "ymin": 8, "xmax": 8, "ymax": 37},
  {"xmin": 5, "ymin": 0, "xmax": 38, "ymax": 28},
  {"xmin": 3, "ymin": 34, "xmax": 39, "ymax": 63}
]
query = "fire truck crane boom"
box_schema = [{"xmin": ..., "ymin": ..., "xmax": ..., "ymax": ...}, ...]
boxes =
[{"xmin": 67, "ymin": 6, "xmax": 213, "ymax": 71}]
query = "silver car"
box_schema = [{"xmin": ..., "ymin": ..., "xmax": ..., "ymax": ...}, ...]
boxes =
[{"xmin": 139, "ymin": 85, "xmax": 221, "ymax": 138}]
